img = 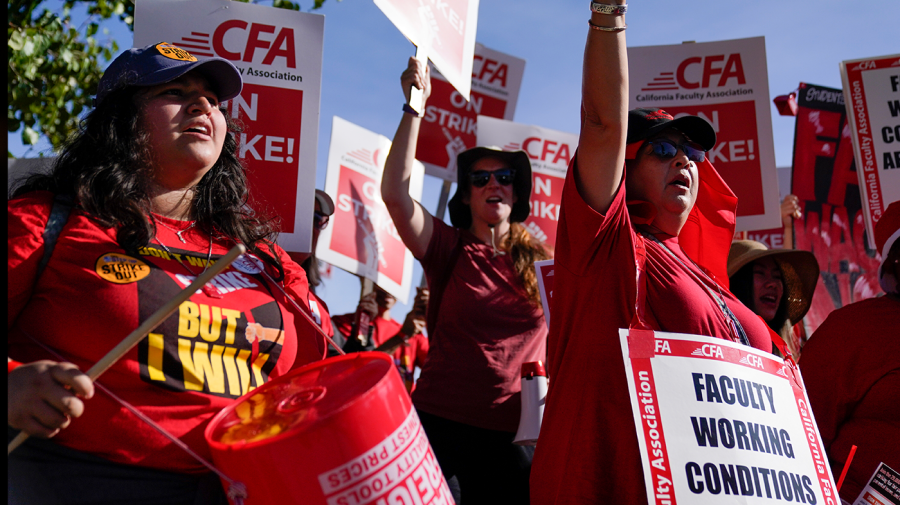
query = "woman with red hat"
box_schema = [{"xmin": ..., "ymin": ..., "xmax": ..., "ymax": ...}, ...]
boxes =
[
  {"xmin": 799, "ymin": 201, "xmax": 900, "ymax": 502},
  {"xmin": 381, "ymin": 57, "xmax": 550, "ymax": 503},
  {"xmin": 8, "ymin": 42, "xmax": 325, "ymax": 503},
  {"xmin": 530, "ymin": 5, "xmax": 775, "ymax": 504}
]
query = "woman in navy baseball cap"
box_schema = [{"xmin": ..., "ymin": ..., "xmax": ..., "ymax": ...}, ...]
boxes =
[{"xmin": 8, "ymin": 42, "xmax": 324, "ymax": 503}]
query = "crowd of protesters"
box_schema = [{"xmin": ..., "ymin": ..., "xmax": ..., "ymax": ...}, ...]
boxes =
[{"xmin": 7, "ymin": 6, "xmax": 899, "ymax": 505}]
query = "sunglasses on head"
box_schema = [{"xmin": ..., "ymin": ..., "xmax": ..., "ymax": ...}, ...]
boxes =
[
  {"xmin": 314, "ymin": 211, "xmax": 330, "ymax": 230},
  {"xmin": 470, "ymin": 168, "xmax": 516, "ymax": 188},
  {"xmin": 645, "ymin": 139, "xmax": 707, "ymax": 164}
]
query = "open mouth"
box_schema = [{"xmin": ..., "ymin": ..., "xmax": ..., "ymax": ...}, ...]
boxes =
[
  {"xmin": 486, "ymin": 197, "xmax": 502, "ymax": 204},
  {"xmin": 669, "ymin": 174, "xmax": 690, "ymax": 188},
  {"xmin": 759, "ymin": 294, "xmax": 777, "ymax": 305},
  {"xmin": 185, "ymin": 125, "xmax": 210, "ymax": 135}
]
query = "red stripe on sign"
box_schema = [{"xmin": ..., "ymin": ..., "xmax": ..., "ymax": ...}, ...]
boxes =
[
  {"xmin": 660, "ymin": 339, "xmax": 785, "ymax": 376},
  {"xmin": 631, "ymin": 359, "xmax": 677, "ymax": 505},
  {"xmin": 176, "ymin": 42, "xmax": 211, "ymax": 50},
  {"xmin": 628, "ymin": 329, "xmax": 656, "ymax": 358},
  {"xmin": 794, "ymin": 392, "xmax": 839, "ymax": 503},
  {"xmin": 846, "ymin": 64, "xmax": 885, "ymax": 227}
]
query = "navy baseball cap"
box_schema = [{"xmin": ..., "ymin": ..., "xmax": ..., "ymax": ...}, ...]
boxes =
[
  {"xmin": 95, "ymin": 42, "xmax": 242, "ymax": 106},
  {"xmin": 627, "ymin": 108, "xmax": 716, "ymax": 151}
]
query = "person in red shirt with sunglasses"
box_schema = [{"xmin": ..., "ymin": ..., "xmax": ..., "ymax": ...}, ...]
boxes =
[
  {"xmin": 530, "ymin": 5, "xmax": 773, "ymax": 504},
  {"xmin": 380, "ymin": 57, "xmax": 550, "ymax": 504}
]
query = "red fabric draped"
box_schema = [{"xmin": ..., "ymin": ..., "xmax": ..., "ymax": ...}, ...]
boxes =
[{"xmin": 625, "ymin": 141, "xmax": 738, "ymax": 289}]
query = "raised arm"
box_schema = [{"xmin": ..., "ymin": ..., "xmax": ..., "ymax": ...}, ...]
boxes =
[
  {"xmin": 575, "ymin": 3, "xmax": 629, "ymax": 214},
  {"xmin": 382, "ymin": 58, "xmax": 435, "ymax": 260}
]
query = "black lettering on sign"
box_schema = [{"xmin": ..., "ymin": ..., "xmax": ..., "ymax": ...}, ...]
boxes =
[
  {"xmin": 691, "ymin": 373, "xmax": 776, "ymax": 413},
  {"xmin": 689, "ymin": 417, "xmax": 794, "ymax": 459}
]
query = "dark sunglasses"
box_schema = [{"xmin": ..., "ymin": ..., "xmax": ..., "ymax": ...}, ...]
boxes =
[
  {"xmin": 646, "ymin": 139, "xmax": 707, "ymax": 164},
  {"xmin": 314, "ymin": 211, "xmax": 330, "ymax": 230},
  {"xmin": 470, "ymin": 168, "xmax": 516, "ymax": 188}
]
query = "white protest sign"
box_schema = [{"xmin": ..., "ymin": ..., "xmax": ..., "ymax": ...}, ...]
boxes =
[
  {"xmin": 853, "ymin": 463, "xmax": 900, "ymax": 505},
  {"xmin": 373, "ymin": 0, "xmax": 479, "ymax": 100},
  {"xmin": 417, "ymin": 43, "xmax": 526, "ymax": 181},
  {"xmin": 477, "ymin": 116, "xmax": 577, "ymax": 253},
  {"xmin": 534, "ymin": 259, "xmax": 554, "ymax": 328},
  {"xmin": 316, "ymin": 117, "xmax": 424, "ymax": 304},
  {"xmin": 628, "ymin": 36, "xmax": 780, "ymax": 232},
  {"xmin": 839, "ymin": 54, "xmax": 900, "ymax": 250},
  {"xmin": 135, "ymin": 0, "xmax": 324, "ymax": 253},
  {"xmin": 620, "ymin": 328, "xmax": 839, "ymax": 505}
]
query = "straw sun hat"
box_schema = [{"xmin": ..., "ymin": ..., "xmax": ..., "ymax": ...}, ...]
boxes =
[{"xmin": 727, "ymin": 240, "xmax": 819, "ymax": 323}]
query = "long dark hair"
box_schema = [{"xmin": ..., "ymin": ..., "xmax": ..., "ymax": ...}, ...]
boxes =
[
  {"xmin": 11, "ymin": 84, "xmax": 285, "ymax": 279},
  {"xmin": 729, "ymin": 262, "xmax": 789, "ymax": 334}
]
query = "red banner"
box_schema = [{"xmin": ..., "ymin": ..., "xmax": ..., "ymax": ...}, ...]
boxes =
[{"xmin": 790, "ymin": 82, "xmax": 882, "ymax": 335}]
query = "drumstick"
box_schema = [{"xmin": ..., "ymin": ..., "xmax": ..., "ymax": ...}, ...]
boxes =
[{"xmin": 8, "ymin": 244, "xmax": 247, "ymax": 456}]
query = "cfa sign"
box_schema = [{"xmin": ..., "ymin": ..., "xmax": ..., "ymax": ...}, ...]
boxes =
[
  {"xmin": 212, "ymin": 21, "xmax": 297, "ymax": 67},
  {"xmin": 674, "ymin": 54, "xmax": 746, "ymax": 89},
  {"xmin": 135, "ymin": 0, "xmax": 324, "ymax": 254}
]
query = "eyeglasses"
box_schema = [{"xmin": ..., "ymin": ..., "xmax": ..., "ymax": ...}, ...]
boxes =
[
  {"xmin": 646, "ymin": 139, "xmax": 707, "ymax": 164},
  {"xmin": 314, "ymin": 211, "xmax": 330, "ymax": 230},
  {"xmin": 470, "ymin": 168, "xmax": 516, "ymax": 188}
]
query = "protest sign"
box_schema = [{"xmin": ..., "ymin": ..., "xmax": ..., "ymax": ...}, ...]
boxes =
[
  {"xmin": 534, "ymin": 259, "xmax": 554, "ymax": 328},
  {"xmin": 790, "ymin": 83, "xmax": 882, "ymax": 334},
  {"xmin": 628, "ymin": 37, "xmax": 780, "ymax": 232},
  {"xmin": 417, "ymin": 43, "xmax": 526, "ymax": 181},
  {"xmin": 135, "ymin": 0, "xmax": 324, "ymax": 253},
  {"xmin": 736, "ymin": 166, "xmax": 793, "ymax": 249},
  {"xmin": 316, "ymin": 117, "xmax": 424, "ymax": 304},
  {"xmin": 620, "ymin": 328, "xmax": 839, "ymax": 505},
  {"xmin": 839, "ymin": 54, "xmax": 900, "ymax": 249},
  {"xmin": 373, "ymin": 0, "xmax": 478, "ymax": 100},
  {"xmin": 853, "ymin": 463, "xmax": 900, "ymax": 505},
  {"xmin": 476, "ymin": 116, "xmax": 577, "ymax": 252}
]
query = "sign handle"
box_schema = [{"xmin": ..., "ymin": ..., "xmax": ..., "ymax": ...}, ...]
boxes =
[{"xmin": 408, "ymin": 44, "xmax": 429, "ymax": 115}]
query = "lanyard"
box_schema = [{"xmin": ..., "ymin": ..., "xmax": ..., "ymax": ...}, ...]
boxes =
[{"xmin": 639, "ymin": 232, "xmax": 751, "ymax": 347}]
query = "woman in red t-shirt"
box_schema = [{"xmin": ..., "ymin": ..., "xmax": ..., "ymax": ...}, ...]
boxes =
[
  {"xmin": 381, "ymin": 58, "xmax": 550, "ymax": 504},
  {"xmin": 8, "ymin": 42, "xmax": 323, "ymax": 503},
  {"xmin": 530, "ymin": 6, "xmax": 774, "ymax": 505}
]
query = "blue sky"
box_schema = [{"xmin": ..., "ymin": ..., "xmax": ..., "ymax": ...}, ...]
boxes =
[{"xmin": 9, "ymin": 0, "xmax": 897, "ymax": 320}]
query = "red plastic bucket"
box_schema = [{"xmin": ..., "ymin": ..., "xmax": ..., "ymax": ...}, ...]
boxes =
[{"xmin": 205, "ymin": 352, "xmax": 454, "ymax": 505}]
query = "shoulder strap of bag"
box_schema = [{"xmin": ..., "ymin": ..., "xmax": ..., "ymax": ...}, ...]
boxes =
[{"xmin": 36, "ymin": 194, "xmax": 75, "ymax": 279}]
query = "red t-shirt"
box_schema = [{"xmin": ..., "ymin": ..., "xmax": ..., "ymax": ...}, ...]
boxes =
[
  {"xmin": 799, "ymin": 296, "xmax": 900, "ymax": 503},
  {"xmin": 412, "ymin": 217, "xmax": 548, "ymax": 432},
  {"xmin": 7, "ymin": 192, "xmax": 325, "ymax": 472},
  {"xmin": 331, "ymin": 313, "xmax": 428, "ymax": 391},
  {"xmin": 530, "ymin": 164, "xmax": 771, "ymax": 504}
]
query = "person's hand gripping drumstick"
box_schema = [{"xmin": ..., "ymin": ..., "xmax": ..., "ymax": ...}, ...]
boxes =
[{"xmin": 8, "ymin": 244, "xmax": 247, "ymax": 456}]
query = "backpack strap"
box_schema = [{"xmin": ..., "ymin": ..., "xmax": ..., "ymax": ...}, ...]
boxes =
[{"xmin": 36, "ymin": 194, "xmax": 75, "ymax": 279}]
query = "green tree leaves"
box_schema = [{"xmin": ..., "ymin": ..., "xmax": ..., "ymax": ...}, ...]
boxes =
[
  {"xmin": 8, "ymin": 1, "xmax": 125, "ymax": 153},
  {"xmin": 8, "ymin": 0, "xmax": 329, "ymax": 155}
]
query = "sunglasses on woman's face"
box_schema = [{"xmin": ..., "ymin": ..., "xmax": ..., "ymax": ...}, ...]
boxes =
[
  {"xmin": 470, "ymin": 168, "xmax": 516, "ymax": 188},
  {"xmin": 314, "ymin": 211, "xmax": 330, "ymax": 230},
  {"xmin": 646, "ymin": 139, "xmax": 707, "ymax": 164}
]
